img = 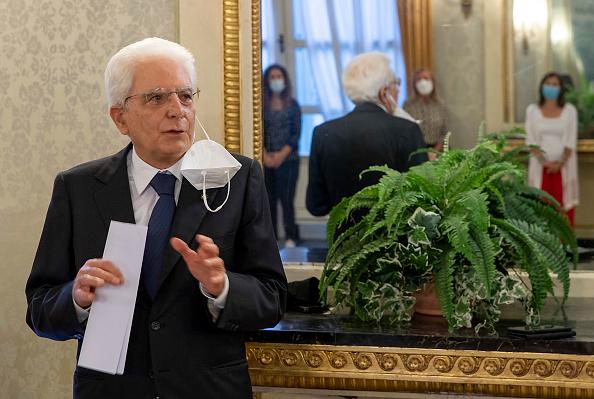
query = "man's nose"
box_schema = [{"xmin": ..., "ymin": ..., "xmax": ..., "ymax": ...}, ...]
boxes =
[{"xmin": 166, "ymin": 93, "xmax": 185, "ymax": 116}]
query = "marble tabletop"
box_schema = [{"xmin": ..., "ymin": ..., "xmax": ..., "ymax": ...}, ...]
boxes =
[
  {"xmin": 245, "ymin": 296, "xmax": 594, "ymax": 355},
  {"xmin": 244, "ymin": 246, "xmax": 594, "ymax": 356}
]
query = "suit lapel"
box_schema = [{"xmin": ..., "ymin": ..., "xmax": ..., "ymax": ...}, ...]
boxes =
[
  {"xmin": 94, "ymin": 145, "xmax": 136, "ymax": 229},
  {"xmin": 158, "ymin": 178, "xmax": 221, "ymax": 290}
]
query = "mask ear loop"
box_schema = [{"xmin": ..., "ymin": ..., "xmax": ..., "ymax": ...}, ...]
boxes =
[
  {"xmin": 201, "ymin": 170, "xmax": 231, "ymax": 213},
  {"xmin": 195, "ymin": 115, "xmax": 216, "ymax": 150}
]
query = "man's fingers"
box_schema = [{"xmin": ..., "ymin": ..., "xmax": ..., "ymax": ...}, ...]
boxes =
[
  {"xmin": 76, "ymin": 273, "xmax": 106, "ymax": 289},
  {"xmin": 171, "ymin": 237, "xmax": 198, "ymax": 260},
  {"xmin": 74, "ymin": 286, "xmax": 95, "ymax": 303},
  {"xmin": 196, "ymin": 234, "xmax": 213, "ymax": 244},
  {"xmin": 81, "ymin": 259, "xmax": 123, "ymax": 285},
  {"xmin": 196, "ymin": 235, "xmax": 219, "ymax": 257}
]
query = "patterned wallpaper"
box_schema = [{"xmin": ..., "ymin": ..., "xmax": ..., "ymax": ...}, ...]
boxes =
[{"xmin": 0, "ymin": 0, "xmax": 175, "ymax": 397}]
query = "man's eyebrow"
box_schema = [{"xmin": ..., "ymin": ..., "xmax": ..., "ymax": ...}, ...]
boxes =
[{"xmin": 145, "ymin": 86, "xmax": 193, "ymax": 93}]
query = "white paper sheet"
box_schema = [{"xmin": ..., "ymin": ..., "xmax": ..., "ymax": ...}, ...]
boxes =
[{"xmin": 77, "ymin": 221, "xmax": 147, "ymax": 375}]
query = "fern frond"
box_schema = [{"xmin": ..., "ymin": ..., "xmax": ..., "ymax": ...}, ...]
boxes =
[
  {"xmin": 501, "ymin": 193, "xmax": 540, "ymax": 225},
  {"xmin": 441, "ymin": 213, "xmax": 472, "ymax": 261},
  {"xmin": 326, "ymin": 197, "xmax": 350, "ymax": 246},
  {"xmin": 514, "ymin": 196, "xmax": 578, "ymax": 266},
  {"xmin": 466, "ymin": 222, "xmax": 496, "ymax": 298},
  {"xmin": 513, "ymin": 184, "xmax": 563, "ymax": 210},
  {"xmin": 449, "ymin": 190, "xmax": 490, "ymax": 230},
  {"xmin": 383, "ymin": 191, "xmax": 423, "ymax": 233},
  {"xmin": 433, "ymin": 248, "xmax": 456, "ymax": 332},
  {"xmin": 507, "ymin": 219, "xmax": 570, "ymax": 301},
  {"xmin": 443, "ymin": 131, "xmax": 451, "ymax": 152},
  {"xmin": 332, "ymin": 236, "xmax": 396, "ymax": 293},
  {"xmin": 477, "ymin": 121, "xmax": 486, "ymax": 141},
  {"xmin": 491, "ymin": 217, "xmax": 554, "ymax": 312}
]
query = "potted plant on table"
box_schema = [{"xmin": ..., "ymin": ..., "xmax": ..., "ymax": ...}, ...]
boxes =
[{"xmin": 319, "ymin": 128, "xmax": 577, "ymax": 334}]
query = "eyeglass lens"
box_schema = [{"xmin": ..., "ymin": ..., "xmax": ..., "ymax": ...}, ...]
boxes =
[{"xmin": 144, "ymin": 89, "xmax": 197, "ymax": 106}]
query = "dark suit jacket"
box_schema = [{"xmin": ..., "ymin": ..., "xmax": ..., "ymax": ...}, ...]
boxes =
[
  {"xmin": 25, "ymin": 143, "xmax": 287, "ymax": 399},
  {"xmin": 306, "ymin": 102, "xmax": 428, "ymax": 217}
]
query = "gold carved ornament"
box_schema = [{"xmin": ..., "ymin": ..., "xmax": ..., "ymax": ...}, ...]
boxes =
[{"xmin": 246, "ymin": 343, "xmax": 594, "ymax": 398}]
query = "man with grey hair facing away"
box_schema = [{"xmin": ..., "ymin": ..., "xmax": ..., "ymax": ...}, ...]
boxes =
[
  {"xmin": 306, "ymin": 52, "xmax": 428, "ymax": 219},
  {"xmin": 26, "ymin": 37, "xmax": 286, "ymax": 398}
]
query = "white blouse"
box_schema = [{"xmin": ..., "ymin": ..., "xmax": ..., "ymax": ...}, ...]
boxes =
[{"xmin": 525, "ymin": 103, "xmax": 579, "ymax": 210}]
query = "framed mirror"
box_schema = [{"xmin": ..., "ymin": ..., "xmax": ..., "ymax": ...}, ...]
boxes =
[{"xmin": 512, "ymin": 0, "xmax": 594, "ymax": 137}]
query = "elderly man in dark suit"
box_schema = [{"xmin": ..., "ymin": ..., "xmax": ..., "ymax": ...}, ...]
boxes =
[
  {"xmin": 25, "ymin": 37, "xmax": 286, "ymax": 399},
  {"xmin": 306, "ymin": 52, "xmax": 428, "ymax": 218}
]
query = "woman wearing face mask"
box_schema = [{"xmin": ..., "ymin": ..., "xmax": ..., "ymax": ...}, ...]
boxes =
[
  {"xmin": 402, "ymin": 68, "xmax": 450, "ymax": 159},
  {"xmin": 526, "ymin": 71, "xmax": 579, "ymax": 227},
  {"xmin": 262, "ymin": 64, "xmax": 302, "ymax": 247}
]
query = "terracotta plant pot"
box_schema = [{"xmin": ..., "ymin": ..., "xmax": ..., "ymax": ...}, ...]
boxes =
[{"xmin": 412, "ymin": 281, "xmax": 443, "ymax": 316}]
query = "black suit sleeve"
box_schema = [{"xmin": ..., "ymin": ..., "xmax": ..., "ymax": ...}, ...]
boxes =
[
  {"xmin": 408, "ymin": 123, "xmax": 429, "ymax": 167},
  {"xmin": 25, "ymin": 172, "xmax": 85, "ymax": 341},
  {"xmin": 306, "ymin": 126, "xmax": 332, "ymax": 216},
  {"xmin": 215, "ymin": 159, "xmax": 287, "ymax": 331}
]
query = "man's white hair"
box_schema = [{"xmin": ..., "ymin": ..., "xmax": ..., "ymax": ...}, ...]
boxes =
[
  {"xmin": 342, "ymin": 52, "xmax": 395, "ymax": 105},
  {"xmin": 104, "ymin": 37, "xmax": 197, "ymax": 108}
]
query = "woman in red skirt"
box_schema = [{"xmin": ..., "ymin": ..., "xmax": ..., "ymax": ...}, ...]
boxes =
[
  {"xmin": 525, "ymin": 72, "xmax": 579, "ymax": 227},
  {"xmin": 526, "ymin": 72, "xmax": 579, "ymax": 227}
]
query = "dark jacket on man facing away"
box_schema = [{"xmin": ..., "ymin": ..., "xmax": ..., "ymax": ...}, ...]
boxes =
[{"xmin": 306, "ymin": 102, "xmax": 428, "ymax": 217}]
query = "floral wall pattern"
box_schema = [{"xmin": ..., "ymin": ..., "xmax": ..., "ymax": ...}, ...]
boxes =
[{"xmin": 0, "ymin": 0, "xmax": 175, "ymax": 397}]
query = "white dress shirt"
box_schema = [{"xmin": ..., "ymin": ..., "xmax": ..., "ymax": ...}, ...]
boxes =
[{"xmin": 74, "ymin": 147, "xmax": 228, "ymax": 322}]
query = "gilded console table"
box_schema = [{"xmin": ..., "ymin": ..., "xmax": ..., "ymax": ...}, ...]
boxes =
[{"xmin": 244, "ymin": 247, "xmax": 594, "ymax": 398}]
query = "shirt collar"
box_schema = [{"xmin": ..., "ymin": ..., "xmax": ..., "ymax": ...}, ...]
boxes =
[
  {"xmin": 130, "ymin": 147, "xmax": 184, "ymax": 195},
  {"xmin": 374, "ymin": 102, "xmax": 389, "ymax": 113}
]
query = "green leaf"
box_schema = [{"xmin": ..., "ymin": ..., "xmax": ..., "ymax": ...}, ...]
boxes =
[
  {"xmin": 433, "ymin": 248, "xmax": 456, "ymax": 332},
  {"xmin": 466, "ymin": 222, "xmax": 496, "ymax": 298}
]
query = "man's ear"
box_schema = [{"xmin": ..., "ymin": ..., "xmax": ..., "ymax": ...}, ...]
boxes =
[
  {"xmin": 110, "ymin": 106, "xmax": 129, "ymax": 136},
  {"xmin": 378, "ymin": 86, "xmax": 389, "ymax": 107}
]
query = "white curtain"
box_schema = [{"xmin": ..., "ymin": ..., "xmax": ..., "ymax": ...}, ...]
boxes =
[
  {"xmin": 299, "ymin": 0, "xmax": 407, "ymax": 120},
  {"xmin": 261, "ymin": 0, "xmax": 277, "ymax": 69}
]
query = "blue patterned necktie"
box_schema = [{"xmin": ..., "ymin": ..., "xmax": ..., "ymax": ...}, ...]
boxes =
[{"xmin": 142, "ymin": 172, "xmax": 177, "ymax": 300}]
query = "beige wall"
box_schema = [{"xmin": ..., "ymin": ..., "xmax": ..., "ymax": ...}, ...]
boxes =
[
  {"xmin": 432, "ymin": 0, "xmax": 486, "ymax": 151},
  {"xmin": 0, "ymin": 0, "xmax": 176, "ymax": 396}
]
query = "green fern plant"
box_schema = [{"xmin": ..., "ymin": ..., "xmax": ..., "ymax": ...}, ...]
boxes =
[{"xmin": 319, "ymin": 128, "xmax": 577, "ymax": 334}]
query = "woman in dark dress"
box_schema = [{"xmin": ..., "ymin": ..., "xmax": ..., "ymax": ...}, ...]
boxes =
[{"xmin": 262, "ymin": 64, "xmax": 302, "ymax": 246}]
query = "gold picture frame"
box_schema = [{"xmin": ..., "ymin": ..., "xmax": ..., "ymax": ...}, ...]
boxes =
[{"xmin": 221, "ymin": 0, "xmax": 262, "ymax": 161}]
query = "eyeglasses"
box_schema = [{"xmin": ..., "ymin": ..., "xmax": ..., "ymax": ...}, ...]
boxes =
[{"xmin": 124, "ymin": 88, "xmax": 200, "ymax": 107}]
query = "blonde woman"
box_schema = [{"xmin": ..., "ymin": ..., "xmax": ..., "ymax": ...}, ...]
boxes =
[{"xmin": 402, "ymin": 68, "xmax": 450, "ymax": 159}]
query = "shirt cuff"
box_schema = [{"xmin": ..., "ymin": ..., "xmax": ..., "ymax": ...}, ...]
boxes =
[
  {"xmin": 73, "ymin": 297, "xmax": 91, "ymax": 323},
  {"xmin": 200, "ymin": 274, "xmax": 229, "ymax": 321}
]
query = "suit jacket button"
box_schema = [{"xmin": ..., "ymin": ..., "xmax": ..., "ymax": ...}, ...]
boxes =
[{"xmin": 150, "ymin": 321, "xmax": 161, "ymax": 331}]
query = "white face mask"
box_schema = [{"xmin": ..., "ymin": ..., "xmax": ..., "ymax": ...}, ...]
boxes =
[
  {"xmin": 269, "ymin": 79, "xmax": 285, "ymax": 93},
  {"xmin": 392, "ymin": 107, "xmax": 421, "ymax": 124},
  {"xmin": 180, "ymin": 116, "xmax": 242, "ymax": 212},
  {"xmin": 415, "ymin": 79, "xmax": 434, "ymax": 96},
  {"xmin": 385, "ymin": 91, "xmax": 398, "ymax": 113}
]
